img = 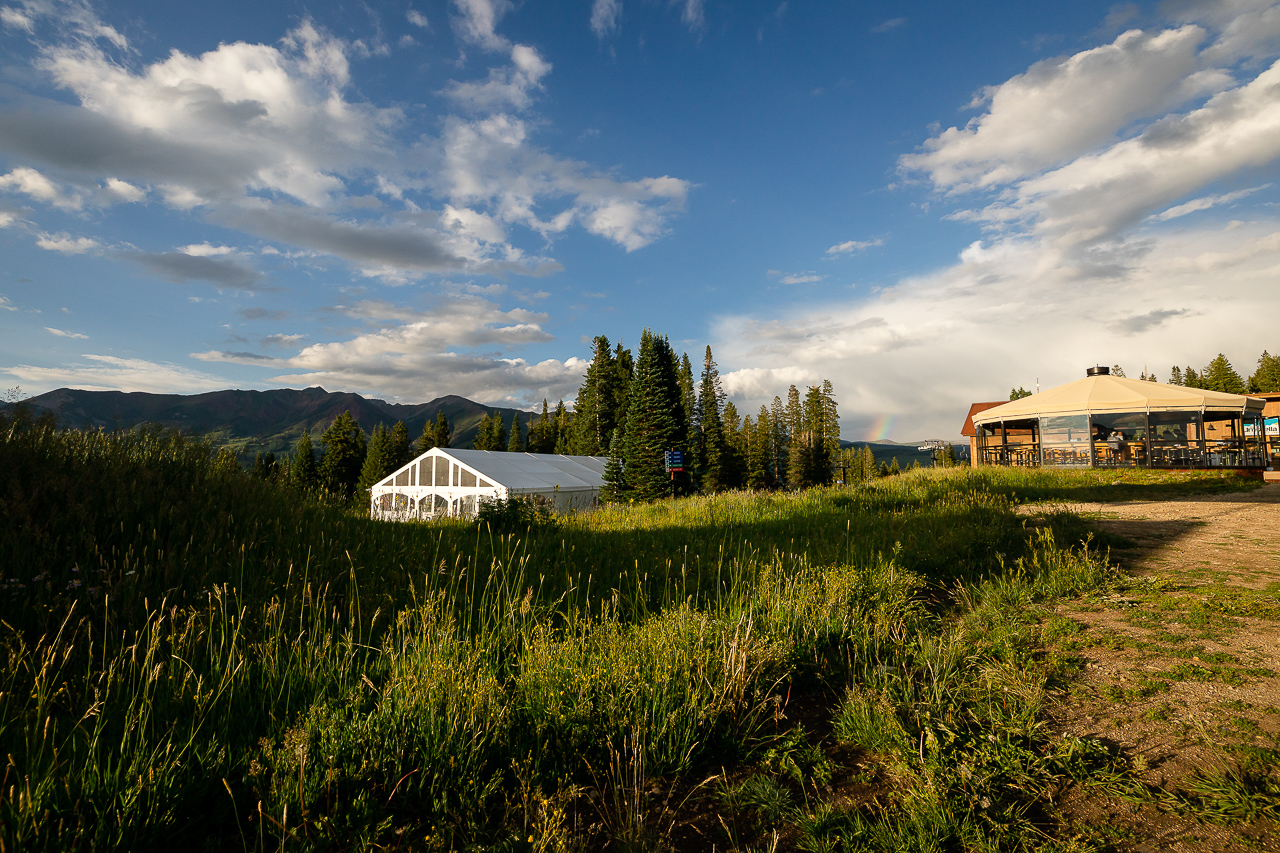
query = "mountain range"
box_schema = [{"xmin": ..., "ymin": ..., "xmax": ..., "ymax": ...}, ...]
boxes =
[{"xmin": 5, "ymin": 387, "xmax": 533, "ymax": 459}]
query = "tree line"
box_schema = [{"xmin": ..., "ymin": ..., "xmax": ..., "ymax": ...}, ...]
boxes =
[
  {"xmin": 261, "ymin": 329, "xmax": 849, "ymax": 505},
  {"xmin": 1115, "ymin": 350, "xmax": 1279, "ymax": 394}
]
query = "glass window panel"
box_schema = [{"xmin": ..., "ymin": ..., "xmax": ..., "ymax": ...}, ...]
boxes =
[{"xmin": 461, "ymin": 469, "xmax": 477, "ymax": 487}]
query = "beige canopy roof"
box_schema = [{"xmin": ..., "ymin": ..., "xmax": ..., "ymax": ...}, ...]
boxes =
[{"xmin": 972, "ymin": 374, "xmax": 1263, "ymax": 426}]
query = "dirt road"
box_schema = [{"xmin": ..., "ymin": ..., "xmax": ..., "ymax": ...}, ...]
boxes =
[{"xmin": 1044, "ymin": 483, "xmax": 1280, "ymax": 851}]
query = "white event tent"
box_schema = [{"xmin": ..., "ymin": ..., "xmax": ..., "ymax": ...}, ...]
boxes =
[{"xmin": 369, "ymin": 447, "xmax": 609, "ymax": 521}]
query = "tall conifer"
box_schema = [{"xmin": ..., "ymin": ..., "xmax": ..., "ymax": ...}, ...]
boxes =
[
  {"xmin": 388, "ymin": 421, "xmax": 412, "ymax": 469},
  {"xmin": 507, "ymin": 413, "xmax": 525, "ymax": 452},
  {"xmin": 695, "ymin": 345, "xmax": 728, "ymax": 491},
  {"xmin": 291, "ymin": 431, "xmax": 318, "ymax": 492},
  {"xmin": 621, "ymin": 330, "xmax": 687, "ymax": 501},
  {"xmin": 319, "ymin": 411, "xmax": 367, "ymax": 499},
  {"xmin": 1250, "ymin": 350, "xmax": 1280, "ymax": 393},
  {"xmin": 357, "ymin": 424, "xmax": 393, "ymax": 494}
]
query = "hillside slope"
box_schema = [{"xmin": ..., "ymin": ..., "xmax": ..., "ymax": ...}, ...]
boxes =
[{"xmin": 5, "ymin": 387, "xmax": 536, "ymax": 455}]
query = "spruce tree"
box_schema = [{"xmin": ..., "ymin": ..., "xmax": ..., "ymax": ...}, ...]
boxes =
[
  {"xmin": 1184, "ymin": 366, "xmax": 1201, "ymax": 388},
  {"xmin": 553, "ymin": 401, "xmax": 572, "ymax": 454},
  {"xmin": 621, "ymin": 330, "xmax": 686, "ymax": 502},
  {"xmin": 1249, "ymin": 350, "xmax": 1280, "ymax": 393},
  {"xmin": 507, "ymin": 413, "xmax": 526, "ymax": 452},
  {"xmin": 528, "ymin": 400, "xmax": 553, "ymax": 453},
  {"xmin": 291, "ymin": 431, "xmax": 318, "ymax": 492},
  {"xmin": 746, "ymin": 410, "xmax": 772, "ymax": 489},
  {"xmin": 678, "ymin": 352, "xmax": 696, "ymax": 446},
  {"xmin": 600, "ymin": 428, "xmax": 628, "ymax": 503},
  {"xmin": 358, "ymin": 424, "xmax": 393, "ymax": 494},
  {"xmin": 388, "ymin": 421, "xmax": 412, "ymax": 468},
  {"xmin": 860, "ymin": 446, "xmax": 879, "ymax": 480},
  {"xmin": 821, "ymin": 380, "xmax": 840, "ymax": 466},
  {"xmin": 319, "ymin": 412, "xmax": 367, "ymax": 499},
  {"xmin": 614, "ymin": 342, "xmax": 635, "ymax": 426},
  {"xmin": 695, "ymin": 345, "xmax": 728, "ymax": 492},
  {"xmin": 1111, "ymin": 365, "xmax": 1126, "ymax": 378},
  {"xmin": 769, "ymin": 396, "xmax": 788, "ymax": 485},
  {"xmin": 1170, "ymin": 366, "xmax": 1183, "ymax": 386},
  {"xmin": 570, "ymin": 336, "xmax": 622, "ymax": 456},
  {"xmin": 721, "ymin": 400, "xmax": 746, "ymax": 489},
  {"xmin": 1203, "ymin": 353, "xmax": 1246, "ymax": 394}
]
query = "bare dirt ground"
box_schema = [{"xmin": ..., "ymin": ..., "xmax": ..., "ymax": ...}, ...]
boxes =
[{"xmin": 1034, "ymin": 483, "xmax": 1280, "ymax": 851}]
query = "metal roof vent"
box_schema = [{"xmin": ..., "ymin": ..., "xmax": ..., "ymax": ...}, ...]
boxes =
[{"xmin": 1086, "ymin": 365, "xmax": 1111, "ymax": 377}]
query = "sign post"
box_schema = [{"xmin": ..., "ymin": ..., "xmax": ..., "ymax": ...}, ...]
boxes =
[{"xmin": 664, "ymin": 450, "xmax": 684, "ymax": 500}]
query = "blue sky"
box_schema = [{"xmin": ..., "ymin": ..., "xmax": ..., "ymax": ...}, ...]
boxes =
[{"xmin": 3, "ymin": 0, "xmax": 1280, "ymax": 440}]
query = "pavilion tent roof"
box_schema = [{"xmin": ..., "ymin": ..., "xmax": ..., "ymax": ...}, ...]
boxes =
[
  {"xmin": 971, "ymin": 375, "xmax": 1263, "ymax": 426},
  {"xmin": 424, "ymin": 448, "xmax": 607, "ymax": 492}
]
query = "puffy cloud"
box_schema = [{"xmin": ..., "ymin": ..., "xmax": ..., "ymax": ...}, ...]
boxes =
[
  {"xmin": 451, "ymin": 0, "xmax": 512, "ymax": 51},
  {"xmin": 900, "ymin": 26, "xmax": 1222, "ymax": 191},
  {"xmin": 0, "ymin": 166, "xmax": 82, "ymax": 210},
  {"xmin": 406, "ymin": 9, "xmax": 429, "ymax": 29},
  {"xmin": 0, "ymin": 13, "xmax": 690, "ymax": 277},
  {"xmin": 590, "ymin": 0, "xmax": 621, "ymax": 37},
  {"xmin": 36, "ymin": 232, "xmax": 97, "ymax": 253},
  {"xmin": 441, "ymin": 44, "xmax": 551, "ymax": 112},
  {"xmin": 713, "ymin": 222, "xmax": 1280, "ymax": 439},
  {"xmin": 3, "ymin": 354, "xmax": 229, "ymax": 393}
]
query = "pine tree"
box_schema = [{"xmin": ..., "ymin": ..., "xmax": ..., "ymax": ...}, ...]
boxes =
[
  {"xmin": 721, "ymin": 400, "xmax": 746, "ymax": 489},
  {"xmin": 1248, "ymin": 350, "xmax": 1280, "ymax": 393},
  {"xmin": 1184, "ymin": 366, "xmax": 1201, "ymax": 388},
  {"xmin": 570, "ymin": 336, "xmax": 629, "ymax": 456},
  {"xmin": 1111, "ymin": 365, "xmax": 1126, "ymax": 378},
  {"xmin": 746, "ymin": 410, "xmax": 772, "ymax": 490},
  {"xmin": 291, "ymin": 431, "xmax": 318, "ymax": 492},
  {"xmin": 621, "ymin": 330, "xmax": 687, "ymax": 502},
  {"xmin": 695, "ymin": 346, "xmax": 728, "ymax": 492},
  {"xmin": 358, "ymin": 424, "xmax": 393, "ymax": 494},
  {"xmin": 614, "ymin": 342, "xmax": 635, "ymax": 426},
  {"xmin": 1170, "ymin": 366, "xmax": 1183, "ymax": 386},
  {"xmin": 678, "ymin": 352, "xmax": 696, "ymax": 447},
  {"xmin": 507, "ymin": 413, "xmax": 526, "ymax": 452},
  {"xmin": 553, "ymin": 401, "xmax": 572, "ymax": 454},
  {"xmin": 319, "ymin": 412, "xmax": 367, "ymax": 499},
  {"xmin": 1010, "ymin": 387, "xmax": 1031, "ymax": 400},
  {"xmin": 251, "ymin": 451, "xmax": 277, "ymax": 480},
  {"xmin": 417, "ymin": 411, "xmax": 451, "ymax": 454},
  {"xmin": 821, "ymin": 380, "xmax": 840, "ymax": 467},
  {"xmin": 600, "ymin": 428, "xmax": 628, "ymax": 503},
  {"xmin": 769, "ymin": 396, "xmax": 788, "ymax": 485},
  {"xmin": 785, "ymin": 385, "xmax": 804, "ymax": 488},
  {"xmin": 859, "ymin": 446, "xmax": 879, "ymax": 481},
  {"xmin": 388, "ymin": 421, "xmax": 412, "ymax": 469},
  {"xmin": 1202, "ymin": 353, "xmax": 1246, "ymax": 394},
  {"xmin": 888, "ymin": 457, "xmax": 901, "ymax": 475}
]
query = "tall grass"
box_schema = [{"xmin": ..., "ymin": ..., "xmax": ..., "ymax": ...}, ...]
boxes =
[{"xmin": 0, "ymin": 416, "xmax": 1133, "ymax": 850}]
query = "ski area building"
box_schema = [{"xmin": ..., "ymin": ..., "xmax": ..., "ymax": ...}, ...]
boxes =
[
  {"xmin": 369, "ymin": 447, "xmax": 609, "ymax": 520},
  {"xmin": 965, "ymin": 367, "xmax": 1268, "ymax": 472}
]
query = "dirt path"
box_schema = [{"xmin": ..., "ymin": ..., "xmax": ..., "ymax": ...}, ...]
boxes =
[{"xmin": 1038, "ymin": 484, "xmax": 1280, "ymax": 851}]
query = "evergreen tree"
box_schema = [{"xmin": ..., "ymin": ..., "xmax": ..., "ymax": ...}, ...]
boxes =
[
  {"xmin": 1170, "ymin": 366, "xmax": 1184, "ymax": 386},
  {"xmin": 1184, "ymin": 366, "xmax": 1201, "ymax": 388},
  {"xmin": 473, "ymin": 411, "xmax": 509, "ymax": 451},
  {"xmin": 1010, "ymin": 387, "xmax": 1031, "ymax": 400},
  {"xmin": 507, "ymin": 413, "xmax": 526, "ymax": 452},
  {"xmin": 769, "ymin": 396, "xmax": 788, "ymax": 485},
  {"xmin": 1249, "ymin": 350, "xmax": 1280, "ymax": 393},
  {"xmin": 357, "ymin": 424, "xmax": 393, "ymax": 494},
  {"xmin": 570, "ymin": 336, "xmax": 629, "ymax": 456},
  {"xmin": 291, "ymin": 431, "xmax": 318, "ymax": 492},
  {"xmin": 695, "ymin": 346, "xmax": 728, "ymax": 492},
  {"xmin": 553, "ymin": 401, "xmax": 573, "ymax": 454},
  {"xmin": 1202, "ymin": 353, "xmax": 1246, "ymax": 394},
  {"xmin": 821, "ymin": 380, "xmax": 840, "ymax": 465},
  {"xmin": 785, "ymin": 385, "xmax": 804, "ymax": 488},
  {"xmin": 721, "ymin": 400, "xmax": 746, "ymax": 489},
  {"xmin": 859, "ymin": 446, "xmax": 879, "ymax": 481},
  {"xmin": 787, "ymin": 385, "xmax": 838, "ymax": 489},
  {"xmin": 417, "ymin": 411, "xmax": 451, "ymax": 454},
  {"xmin": 1111, "ymin": 365, "xmax": 1126, "ymax": 378},
  {"xmin": 388, "ymin": 421, "xmax": 412, "ymax": 469},
  {"xmin": 600, "ymin": 428, "xmax": 629, "ymax": 503},
  {"xmin": 746, "ymin": 409, "xmax": 772, "ymax": 490},
  {"xmin": 527, "ymin": 400, "xmax": 554, "ymax": 453},
  {"xmin": 319, "ymin": 412, "xmax": 367, "ymax": 499},
  {"xmin": 678, "ymin": 352, "xmax": 696, "ymax": 446},
  {"xmin": 251, "ymin": 451, "xmax": 277, "ymax": 480},
  {"xmin": 614, "ymin": 343, "xmax": 635, "ymax": 427},
  {"xmin": 888, "ymin": 457, "xmax": 901, "ymax": 476},
  {"xmin": 621, "ymin": 330, "xmax": 687, "ymax": 502}
]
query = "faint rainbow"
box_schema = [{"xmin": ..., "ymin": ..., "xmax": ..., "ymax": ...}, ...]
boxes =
[{"xmin": 867, "ymin": 413, "xmax": 896, "ymax": 442}]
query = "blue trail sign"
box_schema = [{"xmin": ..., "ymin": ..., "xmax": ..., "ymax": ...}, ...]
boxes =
[{"xmin": 664, "ymin": 450, "xmax": 684, "ymax": 472}]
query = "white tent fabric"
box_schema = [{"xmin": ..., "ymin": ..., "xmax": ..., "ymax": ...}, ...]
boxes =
[
  {"xmin": 972, "ymin": 375, "xmax": 1263, "ymax": 426},
  {"xmin": 369, "ymin": 447, "xmax": 609, "ymax": 521}
]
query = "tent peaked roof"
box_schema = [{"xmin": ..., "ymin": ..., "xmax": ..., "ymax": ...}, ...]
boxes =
[
  {"xmin": 381, "ymin": 447, "xmax": 608, "ymax": 492},
  {"xmin": 972, "ymin": 374, "xmax": 1263, "ymax": 426}
]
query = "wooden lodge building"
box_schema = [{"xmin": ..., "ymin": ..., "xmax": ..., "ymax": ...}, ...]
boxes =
[{"xmin": 960, "ymin": 367, "xmax": 1274, "ymax": 478}]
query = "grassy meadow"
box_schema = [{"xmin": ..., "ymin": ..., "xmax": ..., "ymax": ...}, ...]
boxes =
[{"xmin": 0, "ymin": 411, "xmax": 1266, "ymax": 851}]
